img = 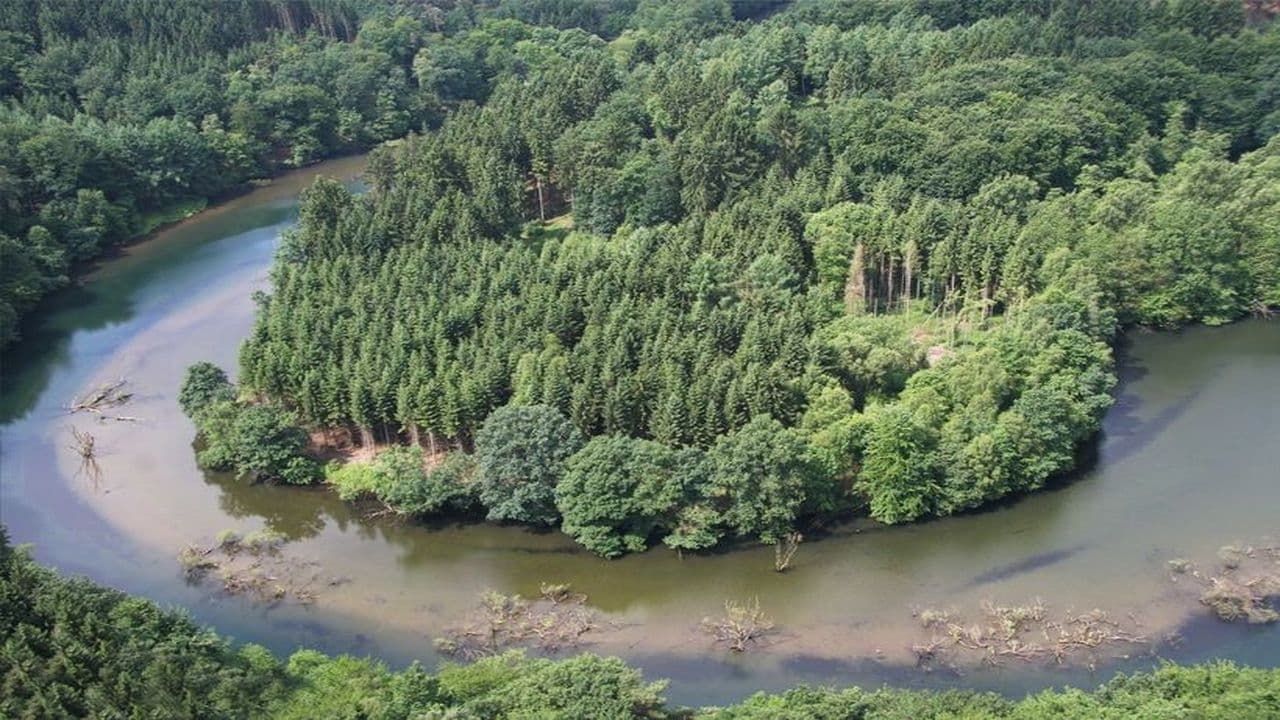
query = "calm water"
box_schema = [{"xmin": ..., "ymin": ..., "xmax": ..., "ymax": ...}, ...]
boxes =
[{"xmin": 1, "ymin": 156, "xmax": 1277, "ymax": 705}]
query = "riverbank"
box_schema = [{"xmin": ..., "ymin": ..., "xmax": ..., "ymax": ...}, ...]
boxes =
[
  {"xmin": 4, "ymin": 533, "xmax": 1278, "ymax": 717},
  {"xmin": 1, "ymin": 151, "xmax": 374, "ymax": 358}
]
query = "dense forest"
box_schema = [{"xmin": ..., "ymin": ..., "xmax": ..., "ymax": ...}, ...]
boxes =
[
  {"xmin": 0, "ymin": 0, "xmax": 805, "ymax": 350},
  {"xmin": 0, "ymin": 0, "xmax": 557, "ymax": 349},
  {"xmin": 186, "ymin": 0, "xmax": 1280, "ymax": 558},
  {"xmin": 3, "ymin": 528, "xmax": 1278, "ymax": 718}
]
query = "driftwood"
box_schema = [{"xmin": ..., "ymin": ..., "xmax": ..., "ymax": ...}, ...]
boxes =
[
  {"xmin": 701, "ymin": 598, "xmax": 776, "ymax": 652},
  {"xmin": 436, "ymin": 585, "xmax": 604, "ymax": 661},
  {"xmin": 1172, "ymin": 543, "xmax": 1280, "ymax": 625},
  {"xmin": 910, "ymin": 599, "xmax": 1148, "ymax": 670},
  {"xmin": 68, "ymin": 426, "xmax": 103, "ymax": 487},
  {"xmin": 774, "ymin": 531, "xmax": 802, "ymax": 572},
  {"xmin": 68, "ymin": 379, "xmax": 140, "ymax": 422},
  {"xmin": 179, "ymin": 530, "xmax": 323, "ymax": 606}
]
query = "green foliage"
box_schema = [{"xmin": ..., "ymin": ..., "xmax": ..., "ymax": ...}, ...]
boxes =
[
  {"xmin": 179, "ymin": 360, "xmax": 236, "ymax": 418},
  {"xmin": 0, "ymin": 531, "xmax": 287, "ymax": 718},
  {"xmin": 0, "ymin": 0, "xmax": 512, "ymax": 350},
  {"xmin": 475, "ymin": 403, "xmax": 584, "ymax": 525},
  {"xmin": 327, "ymin": 447, "xmax": 477, "ymax": 517},
  {"xmin": 858, "ymin": 405, "xmax": 941, "ymax": 524},
  {"xmin": 856, "ymin": 284, "xmax": 1117, "ymax": 523},
  {"xmin": 662, "ymin": 503, "xmax": 725, "ymax": 553},
  {"xmin": 269, "ymin": 652, "xmax": 441, "ymax": 720},
  {"xmin": 1010, "ymin": 662, "xmax": 1280, "ymax": 719},
  {"xmin": 197, "ymin": 402, "xmax": 317, "ymax": 485},
  {"xmin": 556, "ymin": 435, "xmax": 697, "ymax": 557},
  {"xmin": 701, "ymin": 415, "xmax": 822, "ymax": 544},
  {"xmin": 468, "ymin": 653, "xmax": 669, "ymax": 719},
  {"xmin": 136, "ymin": 196, "xmax": 208, "ymax": 236},
  {"xmin": 814, "ymin": 314, "xmax": 928, "ymax": 407},
  {"xmin": 230, "ymin": 0, "xmax": 1280, "ymax": 549},
  {"xmin": 5, "ymin": 0, "xmax": 1265, "ymax": 551},
  {"xmin": 182, "ymin": 363, "xmax": 317, "ymax": 485}
]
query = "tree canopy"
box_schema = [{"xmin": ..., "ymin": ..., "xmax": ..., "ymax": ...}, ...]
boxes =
[{"xmin": 223, "ymin": 0, "xmax": 1280, "ymax": 556}]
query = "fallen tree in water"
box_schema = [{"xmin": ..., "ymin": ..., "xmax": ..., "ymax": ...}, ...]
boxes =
[
  {"xmin": 8, "ymin": 523, "xmax": 1280, "ymax": 718},
  {"xmin": 435, "ymin": 584, "xmax": 607, "ymax": 660},
  {"xmin": 178, "ymin": 529, "xmax": 342, "ymax": 606},
  {"xmin": 67, "ymin": 426, "xmax": 103, "ymax": 487},
  {"xmin": 1169, "ymin": 542, "xmax": 1280, "ymax": 624},
  {"xmin": 68, "ymin": 379, "xmax": 138, "ymax": 422},
  {"xmin": 701, "ymin": 597, "xmax": 777, "ymax": 652},
  {"xmin": 910, "ymin": 599, "xmax": 1150, "ymax": 671}
]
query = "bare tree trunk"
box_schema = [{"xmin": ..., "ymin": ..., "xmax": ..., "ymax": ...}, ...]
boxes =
[
  {"xmin": 880, "ymin": 253, "xmax": 888, "ymax": 311},
  {"xmin": 886, "ymin": 254, "xmax": 896, "ymax": 313},
  {"xmin": 408, "ymin": 424, "xmax": 421, "ymax": 448},
  {"xmin": 536, "ymin": 176, "xmax": 546, "ymax": 221},
  {"xmin": 844, "ymin": 243, "xmax": 867, "ymax": 315},
  {"xmin": 774, "ymin": 532, "xmax": 803, "ymax": 572},
  {"xmin": 359, "ymin": 425, "xmax": 375, "ymax": 448},
  {"xmin": 903, "ymin": 239, "xmax": 916, "ymax": 312}
]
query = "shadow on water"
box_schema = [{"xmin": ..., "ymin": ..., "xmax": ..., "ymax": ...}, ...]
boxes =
[
  {"xmin": 0, "ymin": 201, "xmax": 298, "ymax": 424},
  {"xmin": 1095, "ymin": 346, "xmax": 1199, "ymax": 466},
  {"xmin": 209, "ymin": 470, "xmax": 331, "ymax": 543},
  {"xmin": 962, "ymin": 545, "xmax": 1089, "ymax": 591},
  {"xmin": 0, "ymin": 283, "xmax": 131, "ymax": 424}
]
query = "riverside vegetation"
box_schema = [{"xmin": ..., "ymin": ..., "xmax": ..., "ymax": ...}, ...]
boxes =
[
  {"xmin": 173, "ymin": 0, "xmax": 1280, "ymax": 559},
  {"xmin": 3, "ymin": 528, "xmax": 1280, "ymax": 719}
]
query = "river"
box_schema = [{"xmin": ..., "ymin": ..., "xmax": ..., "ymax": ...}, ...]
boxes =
[{"xmin": 1, "ymin": 155, "xmax": 1277, "ymax": 705}]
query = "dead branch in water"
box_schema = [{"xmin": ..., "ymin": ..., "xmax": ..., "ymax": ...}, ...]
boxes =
[
  {"xmin": 774, "ymin": 531, "xmax": 802, "ymax": 572},
  {"xmin": 435, "ymin": 586, "xmax": 604, "ymax": 660},
  {"xmin": 68, "ymin": 379, "xmax": 141, "ymax": 422},
  {"xmin": 69, "ymin": 426, "xmax": 95, "ymax": 458},
  {"xmin": 178, "ymin": 544, "xmax": 219, "ymax": 580},
  {"xmin": 68, "ymin": 426, "xmax": 103, "ymax": 487},
  {"xmin": 701, "ymin": 598, "xmax": 776, "ymax": 652},
  {"xmin": 909, "ymin": 599, "xmax": 1148, "ymax": 670},
  {"xmin": 70, "ymin": 379, "xmax": 132, "ymax": 413},
  {"xmin": 178, "ymin": 529, "xmax": 321, "ymax": 607},
  {"xmin": 1173, "ymin": 543, "xmax": 1280, "ymax": 625}
]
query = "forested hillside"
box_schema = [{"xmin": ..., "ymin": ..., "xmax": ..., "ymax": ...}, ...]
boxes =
[
  {"xmin": 219, "ymin": 0, "xmax": 1280, "ymax": 557},
  {"xmin": 0, "ymin": 0, "xmax": 580, "ymax": 349},
  {"xmin": 3, "ymin": 528, "xmax": 1278, "ymax": 718}
]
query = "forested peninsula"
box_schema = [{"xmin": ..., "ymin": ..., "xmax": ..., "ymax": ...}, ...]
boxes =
[
  {"xmin": 168, "ymin": 0, "xmax": 1280, "ymax": 559},
  {"xmin": 3, "ymin": 529, "xmax": 1278, "ymax": 719}
]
